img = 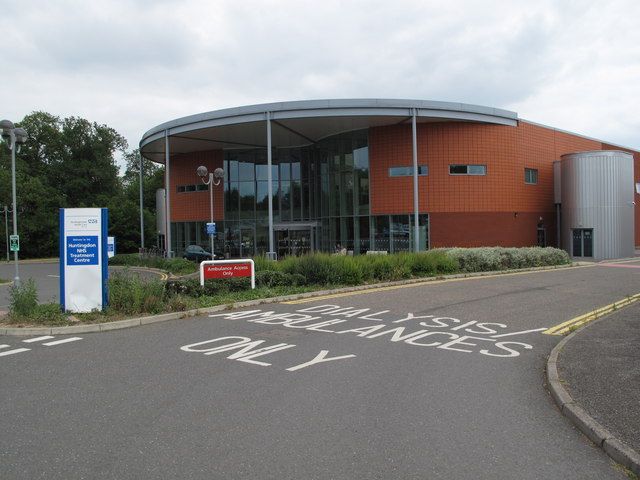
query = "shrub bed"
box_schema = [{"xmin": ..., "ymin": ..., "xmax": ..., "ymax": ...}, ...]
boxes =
[
  {"xmin": 109, "ymin": 253, "xmax": 196, "ymax": 276},
  {"xmin": 443, "ymin": 247, "xmax": 570, "ymax": 273},
  {"xmin": 4, "ymin": 247, "xmax": 571, "ymax": 326},
  {"xmin": 6, "ymin": 279, "xmax": 68, "ymax": 325}
]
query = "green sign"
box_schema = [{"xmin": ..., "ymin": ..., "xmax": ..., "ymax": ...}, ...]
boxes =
[{"xmin": 9, "ymin": 235, "xmax": 19, "ymax": 252}]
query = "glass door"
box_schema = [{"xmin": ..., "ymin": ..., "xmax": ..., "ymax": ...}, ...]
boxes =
[
  {"xmin": 239, "ymin": 228, "xmax": 255, "ymax": 257},
  {"xmin": 572, "ymin": 229, "xmax": 593, "ymax": 257},
  {"xmin": 276, "ymin": 228, "xmax": 313, "ymax": 257}
]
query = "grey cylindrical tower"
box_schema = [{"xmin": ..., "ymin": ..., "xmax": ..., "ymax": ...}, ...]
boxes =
[{"xmin": 561, "ymin": 150, "xmax": 634, "ymax": 260}]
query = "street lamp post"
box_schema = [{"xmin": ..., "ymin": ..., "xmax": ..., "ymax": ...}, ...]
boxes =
[
  {"xmin": 4, "ymin": 205, "xmax": 12, "ymax": 262},
  {"xmin": 196, "ymin": 166, "xmax": 224, "ymax": 259},
  {"xmin": 1, "ymin": 120, "xmax": 27, "ymax": 286}
]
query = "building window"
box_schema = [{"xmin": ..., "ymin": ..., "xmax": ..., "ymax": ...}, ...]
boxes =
[
  {"xmin": 525, "ymin": 168, "xmax": 538, "ymax": 184},
  {"xmin": 449, "ymin": 164, "xmax": 486, "ymax": 175},
  {"xmin": 177, "ymin": 184, "xmax": 208, "ymax": 193},
  {"xmin": 388, "ymin": 165, "xmax": 428, "ymax": 177}
]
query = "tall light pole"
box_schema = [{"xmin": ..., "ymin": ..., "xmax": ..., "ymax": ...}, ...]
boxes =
[
  {"xmin": 196, "ymin": 166, "xmax": 224, "ymax": 258},
  {"xmin": 1, "ymin": 120, "xmax": 27, "ymax": 286},
  {"xmin": 4, "ymin": 205, "xmax": 12, "ymax": 262}
]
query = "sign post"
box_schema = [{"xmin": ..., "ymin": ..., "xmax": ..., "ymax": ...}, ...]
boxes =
[
  {"xmin": 200, "ymin": 259, "xmax": 255, "ymax": 289},
  {"xmin": 206, "ymin": 222, "xmax": 216, "ymax": 258},
  {"xmin": 107, "ymin": 236, "xmax": 116, "ymax": 258},
  {"xmin": 59, "ymin": 208, "xmax": 108, "ymax": 312},
  {"xmin": 9, "ymin": 235, "xmax": 19, "ymax": 252}
]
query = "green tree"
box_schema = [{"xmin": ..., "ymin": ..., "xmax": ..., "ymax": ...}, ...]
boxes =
[
  {"xmin": 0, "ymin": 111, "xmax": 141, "ymax": 258},
  {"xmin": 118, "ymin": 149, "xmax": 164, "ymax": 251}
]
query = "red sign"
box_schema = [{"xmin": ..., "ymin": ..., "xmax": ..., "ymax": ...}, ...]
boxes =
[{"xmin": 203, "ymin": 262, "xmax": 252, "ymax": 279}]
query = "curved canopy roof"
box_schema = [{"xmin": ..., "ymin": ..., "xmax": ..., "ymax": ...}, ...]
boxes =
[{"xmin": 140, "ymin": 99, "xmax": 518, "ymax": 163}]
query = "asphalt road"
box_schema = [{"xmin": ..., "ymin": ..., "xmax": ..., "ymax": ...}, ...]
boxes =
[
  {"xmin": 0, "ymin": 262, "xmax": 164, "ymax": 309},
  {"xmin": 2, "ymin": 260, "xmax": 640, "ymax": 479}
]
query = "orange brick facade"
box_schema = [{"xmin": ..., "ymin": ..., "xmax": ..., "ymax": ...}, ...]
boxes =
[
  {"xmin": 169, "ymin": 150, "xmax": 224, "ymax": 222},
  {"xmin": 368, "ymin": 121, "xmax": 638, "ymax": 247},
  {"xmin": 168, "ymin": 120, "xmax": 640, "ymax": 249}
]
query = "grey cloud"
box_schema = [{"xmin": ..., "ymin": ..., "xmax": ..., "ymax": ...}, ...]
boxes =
[{"xmin": 1, "ymin": 0, "xmax": 638, "ymax": 153}]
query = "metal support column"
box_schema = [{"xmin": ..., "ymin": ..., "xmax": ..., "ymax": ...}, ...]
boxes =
[
  {"xmin": 139, "ymin": 153, "xmax": 145, "ymax": 250},
  {"xmin": 556, "ymin": 203, "xmax": 561, "ymax": 248},
  {"xmin": 411, "ymin": 108, "xmax": 420, "ymax": 252},
  {"xmin": 266, "ymin": 112, "xmax": 276, "ymax": 260},
  {"xmin": 164, "ymin": 131, "xmax": 172, "ymax": 258}
]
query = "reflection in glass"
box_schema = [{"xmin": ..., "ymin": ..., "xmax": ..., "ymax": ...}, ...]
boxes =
[
  {"xmin": 239, "ymin": 182, "xmax": 255, "ymax": 219},
  {"xmin": 281, "ymin": 181, "xmax": 291, "ymax": 221},
  {"xmin": 209, "ymin": 130, "xmax": 428, "ymax": 257}
]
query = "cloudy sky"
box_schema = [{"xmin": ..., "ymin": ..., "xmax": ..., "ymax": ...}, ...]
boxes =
[{"xmin": 2, "ymin": 0, "xmax": 639, "ymax": 162}]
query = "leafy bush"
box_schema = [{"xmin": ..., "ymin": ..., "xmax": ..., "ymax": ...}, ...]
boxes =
[
  {"xmin": 8, "ymin": 280, "xmax": 68, "ymax": 325},
  {"xmin": 280, "ymin": 254, "xmax": 334, "ymax": 285},
  {"xmin": 108, "ymin": 273, "xmax": 166, "ymax": 315},
  {"xmin": 165, "ymin": 277, "xmax": 253, "ymax": 298},
  {"xmin": 165, "ymin": 278, "xmax": 202, "ymax": 297},
  {"xmin": 256, "ymin": 270, "xmax": 291, "ymax": 287},
  {"xmin": 444, "ymin": 247, "xmax": 570, "ymax": 272},
  {"xmin": 330, "ymin": 256, "xmax": 363, "ymax": 285},
  {"xmin": 9, "ymin": 279, "xmax": 38, "ymax": 317},
  {"xmin": 29, "ymin": 304, "xmax": 68, "ymax": 325},
  {"xmin": 403, "ymin": 251, "xmax": 457, "ymax": 276},
  {"xmin": 253, "ymin": 255, "xmax": 279, "ymax": 273},
  {"xmin": 109, "ymin": 254, "xmax": 196, "ymax": 275}
]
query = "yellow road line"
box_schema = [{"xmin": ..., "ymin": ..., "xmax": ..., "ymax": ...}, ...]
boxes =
[
  {"xmin": 543, "ymin": 292, "xmax": 640, "ymax": 335},
  {"xmin": 283, "ymin": 264, "xmax": 593, "ymax": 305},
  {"xmin": 597, "ymin": 257, "xmax": 640, "ymax": 265}
]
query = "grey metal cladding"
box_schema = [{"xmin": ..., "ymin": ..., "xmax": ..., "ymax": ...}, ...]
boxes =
[
  {"xmin": 139, "ymin": 98, "xmax": 519, "ymax": 151},
  {"xmin": 561, "ymin": 151, "xmax": 635, "ymax": 260}
]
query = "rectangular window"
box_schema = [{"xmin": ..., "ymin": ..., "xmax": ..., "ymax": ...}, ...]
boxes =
[
  {"xmin": 525, "ymin": 168, "xmax": 538, "ymax": 184},
  {"xmin": 177, "ymin": 183, "xmax": 210, "ymax": 193},
  {"xmin": 449, "ymin": 164, "xmax": 486, "ymax": 175},
  {"xmin": 388, "ymin": 166, "xmax": 428, "ymax": 177}
]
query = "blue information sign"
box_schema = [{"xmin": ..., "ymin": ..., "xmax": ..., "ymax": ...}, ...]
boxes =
[
  {"xmin": 206, "ymin": 222, "xmax": 216, "ymax": 235},
  {"xmin": 60, "ymin": 208, "xmax": 108, "ymax": 313},
  {"xmin": 66, "ymin": 236, "xmax": 99, "ymax": 266}
]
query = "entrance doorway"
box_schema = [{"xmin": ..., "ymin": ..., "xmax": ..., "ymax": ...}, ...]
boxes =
[
  {"xmin": 572, "ymin": 229, "xmax": 593, "ymax": 257},
  {"xmin": 537, "ymin": 228, "xmax": 546, "ymax": 247},
  {"xmin": 239, "ymin": 228, "xmax": 255, "ymax": 257},
  {"xmin": 275, "ymin": 223, "xmax": 316, "ymax": 257}
]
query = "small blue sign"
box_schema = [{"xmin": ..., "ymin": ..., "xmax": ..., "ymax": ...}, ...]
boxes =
[
  {"xmin": 66, "ymin": 236, "xmax": 99, "ymax": 266},
  {"xmin": 206, "ymin": 222, "xmax": 216, "ymax": 235}
]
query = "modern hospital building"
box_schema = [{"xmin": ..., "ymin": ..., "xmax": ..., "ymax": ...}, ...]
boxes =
[{"xmin": 140, "ymin": 99, "xmax": 640, "ymax": 261}]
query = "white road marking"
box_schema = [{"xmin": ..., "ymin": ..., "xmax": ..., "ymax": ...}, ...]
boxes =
[
  {"xmin": 47, "ymin": 274, "xmax": 60, "ymax": 278},
  {"xmin": 0, "ymin": 348, "xmax": 30, "ymax": 357},
  {"xmin": 212, "ymin": 308, "xmax": 539, "ymax": 358},
  {"xmin": 43, "ymin": 337, "xmax": 82, "ymax": 346},
  {"xmin": 23, "ymin": 335, "xmax": 55, "ymax": 343},
  {"xmin": 286, "ymin": 350, "xmax": 356, "ymax": 372},
  {"xmin": 0, "ymin": 344, "xmax": 10, "ymax": 349}
]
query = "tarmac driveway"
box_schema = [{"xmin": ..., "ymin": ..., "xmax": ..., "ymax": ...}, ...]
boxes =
[{"xmin": 1, "ymin": 261, "xmax": 639, "ymax": 479}]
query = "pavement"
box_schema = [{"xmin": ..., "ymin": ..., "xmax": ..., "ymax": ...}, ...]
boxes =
[
  {"xmin": 550, "ymin": 301, "xmax": 640, "ymax": 475},
  {"xmin": 2, "ymin": 261, "xmax": 640, "ymax": 479}
]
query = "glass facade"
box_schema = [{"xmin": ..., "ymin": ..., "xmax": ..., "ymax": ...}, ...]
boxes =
[{"xmin": 173, "ymin": 129, "xmax": 429, "ymax": 257}]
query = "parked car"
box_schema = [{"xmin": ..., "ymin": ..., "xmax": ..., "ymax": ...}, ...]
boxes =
[{"xmin": 182, "ymin": 245, "xmax": 224, "ymax": 262}]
